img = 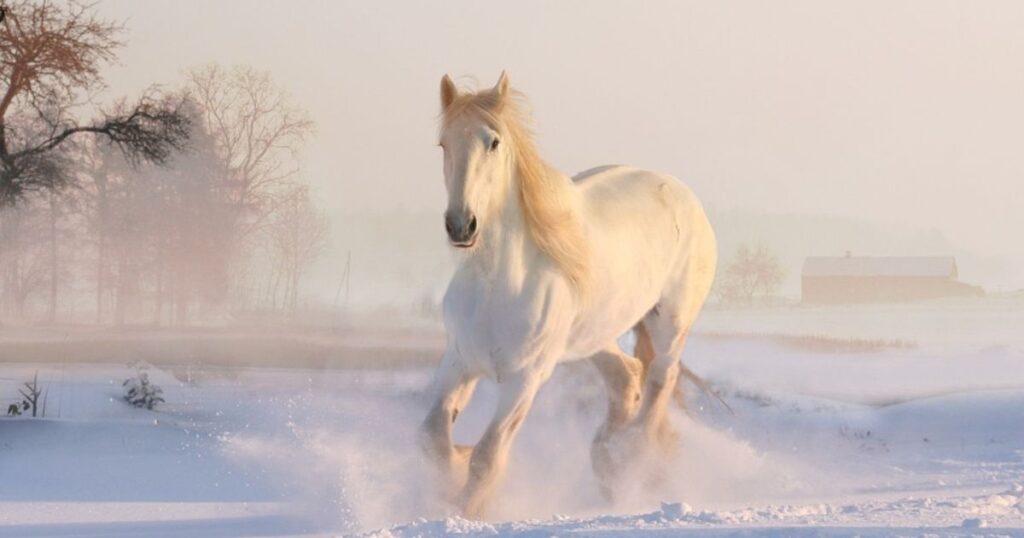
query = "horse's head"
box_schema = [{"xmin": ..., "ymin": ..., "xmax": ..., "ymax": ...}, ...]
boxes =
[{"xmin": 437, "ymin": 72, "xmax": 513, "ymax": 249}]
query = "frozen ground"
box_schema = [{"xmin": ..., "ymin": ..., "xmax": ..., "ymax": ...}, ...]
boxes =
[{"xmin": 0, "ymin": 300, "xmax": 1023, "ymax": 537}]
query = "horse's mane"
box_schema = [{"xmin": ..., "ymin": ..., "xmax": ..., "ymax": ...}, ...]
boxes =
[{"xmin": 441, "ymin": 85, "xmax": 591, "ymax": 298}]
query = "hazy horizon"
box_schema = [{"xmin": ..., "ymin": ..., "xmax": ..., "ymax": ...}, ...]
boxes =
[
  {"xmin": 93, "ymin": 0, "xmax": 1024, "ymax": 298},
  {"xmin": 4, "ymin": 4, "xmax": 1024, "ymax": 533}
]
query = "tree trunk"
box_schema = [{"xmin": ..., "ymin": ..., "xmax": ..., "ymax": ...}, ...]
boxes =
[
  {"xmin": 95, "ymin": 177, "xmax": 108, "ymax": 324},
  {"xmin": 289, "ymin": 264, "xmax": 300, "ymax": 316},
  {"xmin": 154, "ymin": 244, "xmax": 164, "ymax": 326},
  {"xmin": 47, "ymin": 190, "xmax": 58, "ymax": 324},
  {"xmin": 114, "ymin": 251, "xmax": 126, "ymax": 326},
  {"xmin": 271, "ymin": 258, "xmax": 284, "ymax": 311}
]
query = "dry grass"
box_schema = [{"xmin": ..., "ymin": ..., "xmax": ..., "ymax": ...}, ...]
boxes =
[
  {"xmin": 699, "ymin": 331, "xmax": 917, "ymax": 353},
  {"xmin": 0, "ymin": 325, "xmax": 446, "ymax": 370},
  {"xmin": 0, "ymin": 322, "xmax": 919, "ymax": 372}
]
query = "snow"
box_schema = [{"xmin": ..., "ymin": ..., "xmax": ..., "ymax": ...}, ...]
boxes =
[{"xmin": 1, "ymin": 301, "xmax": 1023, "ymax": 537}]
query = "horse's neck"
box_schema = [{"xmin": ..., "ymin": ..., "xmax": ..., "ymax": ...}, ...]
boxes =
[{"xmin": 464, "ymin": 169, "xmax": 550, "ymax": 286}]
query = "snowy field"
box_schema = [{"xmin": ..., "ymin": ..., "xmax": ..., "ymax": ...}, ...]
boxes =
[{"xmin": 1, "ymin": 299, "xmax": 1023, "ymax": 537}]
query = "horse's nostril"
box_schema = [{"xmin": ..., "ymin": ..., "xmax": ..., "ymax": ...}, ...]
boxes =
[
  {"xmin": 468, "ymin": 215, "xmax": 477, "ymax": 235},
  {"xmin": 445, "ymin": 218, "xmax": 454, "ymax": 235}
]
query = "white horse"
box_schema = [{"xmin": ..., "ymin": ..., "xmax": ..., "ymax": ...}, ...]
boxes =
[{"xmin": 420, "ymin": 72, "xmax": 717, "ymax": 518}]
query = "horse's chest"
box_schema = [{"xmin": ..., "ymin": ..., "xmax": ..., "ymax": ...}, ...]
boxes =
[{"xmin": 443, "ymin": 275, "xmax": 570, "ymax": 376}]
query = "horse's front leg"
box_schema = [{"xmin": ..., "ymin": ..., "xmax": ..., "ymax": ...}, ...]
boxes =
[
  {"xmin": 419, "ymin": 350, "xmax": 479, "ymax": 498},
  {"xmin": 458, "ymin": 368, "xmax": 545, "ymax": 519}
]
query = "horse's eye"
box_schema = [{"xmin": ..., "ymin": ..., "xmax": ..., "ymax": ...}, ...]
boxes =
[{"xmin": 490, "ymin": 138, "xmax": 500, "ymax": 151}]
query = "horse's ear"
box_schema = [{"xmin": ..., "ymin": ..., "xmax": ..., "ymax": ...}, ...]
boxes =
[
  {"xmin": 441, "ymin": 74, "xmax": 458, "ymax": 111},
  {"xmin": 495, "ymin": 70, "xmax": 510, "ymax": 100}
]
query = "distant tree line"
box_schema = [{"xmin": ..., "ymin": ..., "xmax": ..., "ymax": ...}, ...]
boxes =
[{"xmin": 0, "ymin": 1, "xmax": 329, "ymax": 324}]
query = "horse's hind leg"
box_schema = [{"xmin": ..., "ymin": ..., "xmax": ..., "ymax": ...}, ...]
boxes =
[
  {"xmin": 636, "ymin": 238, "xmax": 715, "ymax": 449},
  {"xmin": 635, "ymin": 310, "xmax": 694, "ymax": 452},
  {"xmin": 420, "ymin": 351, "xmax": 479, "ymax": 497},
  {"xmin": 633, "ymin": 320, "xmax": 677, "ymax": 444},
  {"xmin": 589, "ymin": 345, "xmax": 643, "ymax": 497},
  {"xmin": 634, "ymin": 320, "xmax": 656, "ymax": 380}
]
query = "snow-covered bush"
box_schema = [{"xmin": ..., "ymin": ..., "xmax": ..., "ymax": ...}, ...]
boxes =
[{"xmin": 123, "ymin": 364, "xmax": 165, "ymax": 410}]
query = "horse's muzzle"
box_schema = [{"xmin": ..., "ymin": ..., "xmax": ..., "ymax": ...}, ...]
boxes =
[{"xmin": 445, "ymin": 210, "xmax": 478, "ymax": 247}]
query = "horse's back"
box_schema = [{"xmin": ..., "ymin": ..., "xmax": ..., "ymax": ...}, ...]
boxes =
[
  {"xmin": 579, "ymin": 164, "xmax": 716, "ymax": 311},
  {"xmin": 564, "ymin": 164, "xmax": 716, "ymax": 357},
  {"xmin": 572, "ymin": 165, "xmax": 708, "ymax": 230},
  {"xmin": 572, "ymin": 164, "xmax": 628, "ymax": 183}
]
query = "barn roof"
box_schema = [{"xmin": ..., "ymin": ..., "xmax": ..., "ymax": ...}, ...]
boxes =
[{"xmin": 802, "ymin": 256, "xmax": 958, "ymax": 278}]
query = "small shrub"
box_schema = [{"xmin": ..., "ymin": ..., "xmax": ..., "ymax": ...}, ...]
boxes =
[
  {"xmin": 8, "ymin": 372, "xmax": 46, "ymax": 417},
  {"xmin": 123, "ymin": 364, "xmax": 165, "ymax": 410}
]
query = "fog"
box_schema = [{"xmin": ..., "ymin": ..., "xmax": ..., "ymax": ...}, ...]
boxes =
[
  {"xmin": 3, "ymin": 3, "xmax": 1024, "ymax": 534},
  {"xmin": 92, "ymin": 0, "xmax": 1024, "ymax": 307}
]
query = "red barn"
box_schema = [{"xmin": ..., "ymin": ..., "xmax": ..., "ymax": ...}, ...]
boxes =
[{"xmin": 801, "ymin": 255, "xmax": 983, "ymax": 304}]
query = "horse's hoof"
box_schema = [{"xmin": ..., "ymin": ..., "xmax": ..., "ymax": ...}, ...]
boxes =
[
  {"xmin": 591, "ymin": 425, "xmax": 645, "ymax": 496},
  {"xmin": 591, "ymin": 443, "xmax": 623, "ymax": 498},
  {"xmin": 437, "ymin": 446, "xmax": 473, "ymax": 500},
  {"xmin": 457, "ymin": 491, "xmax": 489, "ymax": 521},
  {"xmin": 657, "ymin": 425, "xmax": 680, "ymax": 456}
]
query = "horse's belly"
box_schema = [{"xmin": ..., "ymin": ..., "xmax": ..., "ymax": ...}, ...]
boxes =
[
  {"xmin": 563, "ymin": 238, "xmax": 676, "ymax": 359},
  {"xmin": 563, "ymin": 283, "xmax": 661, "ymax": 360}
]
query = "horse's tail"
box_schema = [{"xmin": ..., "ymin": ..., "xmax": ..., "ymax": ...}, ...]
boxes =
[
  {"xmin": 633, "ymin": 321, "xmax": 733, "ymax": 415},
  {"xmin": 677, "ymin": 362, "xmax": 734, "ymax": 415}
]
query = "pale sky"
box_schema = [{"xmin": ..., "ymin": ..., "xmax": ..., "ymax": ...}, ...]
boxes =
[{"xmin": 96, "ymin": 0, "xmax": 1023, "ymax": 290}]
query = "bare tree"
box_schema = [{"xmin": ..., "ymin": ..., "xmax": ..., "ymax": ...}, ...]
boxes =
[
  {"xmin": 186, "ymin": 65, "xmax": 314, "ymax": 240},
  {"xmin": 184, "ymin": 65, "xmax": 317, "ymax": 315},
  {"xmin": 76, "ymin": 140, "xmax": 112, "ymax": 322},
  {"xmin": 0, "ymin": 195, "xmax": 49, "ymax": 317},
  {"xmin": 0, "ymin": 52, "xmax": 323, "ymax": 324},
  {"xmin": 717, "ymin": 242, "xmax": 784, "ymax": 305},
  {"xmin": 265, "ymin": 185, "xmax": 329, "ymax": 314},
  {"xmin": 44, "ymin": 183, "xmax": 66, "ymax": 322},
  {"xmin": 152, "ymin": 117, "xmax": 234, "ymax": 324},
  {"xmin": 0, "ymin": 0, "xmax": 190, "ymax": 205},
  {"xmin": 78, "ymin": 108, "xmax": 230, "ymax": 326}
]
